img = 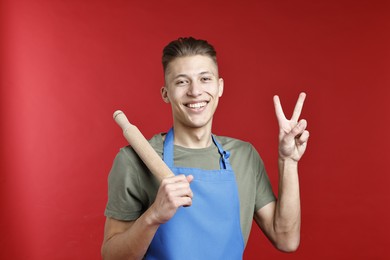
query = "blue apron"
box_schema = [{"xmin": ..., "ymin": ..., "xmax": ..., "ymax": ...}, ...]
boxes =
[{"xmin": 146, "ymin": 128, "xmax": 244, "ymax": 260}]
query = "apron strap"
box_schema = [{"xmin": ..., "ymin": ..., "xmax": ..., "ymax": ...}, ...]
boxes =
[
  {"xmin": 163, "ymin": 128, "xmax": 175, "ymax": 168},
  {"xmin": 212, "ymin": 135, "xmax": 233, "ymax": 171},
  {"xmin": 163, "ymin": 128, "xmax": 232, "ymax": 171}
]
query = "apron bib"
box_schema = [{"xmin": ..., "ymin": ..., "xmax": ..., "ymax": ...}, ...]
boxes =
[{"xmin": 146, "ymin": 128, "xmax": 244, "ymax": 260}]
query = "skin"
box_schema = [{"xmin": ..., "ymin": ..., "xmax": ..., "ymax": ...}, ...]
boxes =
[
  {"xmin": 101, "ymin": 55, "xmax": 309, "ymax": 259},
  {"xmin": 161, "ymin": 55, "xmax": 224, "ymax": 148},
  {"xmin": 255, "ymin": 92, "xmax": 308, "ymax": 252}
]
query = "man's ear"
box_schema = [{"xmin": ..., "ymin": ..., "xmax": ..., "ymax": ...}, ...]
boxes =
[
  {"xmin": 218, "ymin": 78, "xmax": 224, "ymax": 97},
  {"xmin": 161, "ymin": 86, "xmax": 170, "ymax": 103}
]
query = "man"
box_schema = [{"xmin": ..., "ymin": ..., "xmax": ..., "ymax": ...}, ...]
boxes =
[{"xmin": 102, "ymin": 37, "xmax": 309, "ymax": 259}]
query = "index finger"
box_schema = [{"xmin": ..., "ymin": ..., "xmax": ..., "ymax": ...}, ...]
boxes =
[
  {"xmin": 162, "ymin": 174, "xmax": 188, "ymax": 184},
  {"xmin": 273, "ymin": 95, "xmax": 286, "ymax": 124},
  {"xmin": 291, "ymin": 92, "xmax": 306, "ymax": 122}
]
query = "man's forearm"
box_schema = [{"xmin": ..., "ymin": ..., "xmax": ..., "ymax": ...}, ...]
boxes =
[
  {"xmin": 102, "ymin": 208, "xmax": 160, "ymax": 260},
  {"xmin": 274, "ymin": 158, "xmax": 301, "ymax": 251}
]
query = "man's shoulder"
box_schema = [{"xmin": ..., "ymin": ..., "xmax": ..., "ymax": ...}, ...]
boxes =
[
  {"xmin": 148, "ymin": 132, "xmax": 165, "ymax": 153},
  {"xmin": 118, "ymin": 132, "xmax": 165, "ymax": 159},
  {"xmin": 214, "ymin": 135, "xmax": 254, "ymax": 152}
]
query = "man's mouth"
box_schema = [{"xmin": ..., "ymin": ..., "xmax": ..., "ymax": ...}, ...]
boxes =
[{"xmin": 185, "ymin": 101, "xmax": 208, "ymax": 109}]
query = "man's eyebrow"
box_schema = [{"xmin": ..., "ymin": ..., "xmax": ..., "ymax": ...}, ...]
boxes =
[
  {"xmin": 172, "ymin": 71, "xmax": 214, "ymax": 79},
  {"xmin": 199, "ymin": 71, "xmax": 214, "ymax": 75},
  {"xmin": 173, "ymin": 74, "xmax": 188, "ymax": 80}
]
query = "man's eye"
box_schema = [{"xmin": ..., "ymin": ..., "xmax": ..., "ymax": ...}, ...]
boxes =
[
  {"xmin": 201, "ymin": 77, "xmax": 212, "ymax": 82},
  {"xmin": 176, "ymin": 80, "xmax": 187, "ymax": 85}
]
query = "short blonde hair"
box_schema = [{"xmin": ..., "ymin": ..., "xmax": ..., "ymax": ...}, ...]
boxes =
[{"xmin": 162, "ymin": 37, "xmax": 217, "ymax": 73}]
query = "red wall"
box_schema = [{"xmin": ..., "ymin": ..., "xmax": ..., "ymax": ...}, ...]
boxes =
[{"xmin": 1, "ymin": 0, "xmax": 389, "ymax": 259}]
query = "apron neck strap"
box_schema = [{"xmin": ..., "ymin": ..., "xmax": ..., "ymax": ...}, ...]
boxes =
[{"xmin": 163, "ymin": 128, "xmax": 232, "ymax": 170}]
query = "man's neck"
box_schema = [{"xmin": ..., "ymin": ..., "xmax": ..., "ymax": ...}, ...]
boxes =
[{"xmin": 172, "ymin": 124, "xmax": 213, "ymax": 149}]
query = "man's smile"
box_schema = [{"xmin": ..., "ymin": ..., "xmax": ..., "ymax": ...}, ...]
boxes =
[{"xmin": 184, "ymin": 101, "xmax": 208, "ymax": 110}]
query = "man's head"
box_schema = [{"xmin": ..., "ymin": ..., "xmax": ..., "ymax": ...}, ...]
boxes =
[
  {"xmin": 161, "ymin": 37, "xmax": 223, "ymax": 132},
  {"xmin": 162, "ymin": 37, "xmax": 218, "ymax": 76}
]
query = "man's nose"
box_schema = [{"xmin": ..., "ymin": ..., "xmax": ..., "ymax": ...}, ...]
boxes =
[{"xmin": 187, "ymin": 81, "xmax": 203, "ymax": 96}]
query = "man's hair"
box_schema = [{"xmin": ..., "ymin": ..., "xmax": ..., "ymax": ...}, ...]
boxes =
[{"xmin": 162, "ymin": 37, "xmax": 217, "ymax": 73}]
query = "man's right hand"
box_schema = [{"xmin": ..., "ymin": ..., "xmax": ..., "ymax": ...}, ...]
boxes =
[{"xmin": 149, "ymin": 174, "xmax": 194, "ymax": 224}]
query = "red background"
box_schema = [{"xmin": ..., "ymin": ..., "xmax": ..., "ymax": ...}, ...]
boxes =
[{"xmin": 1, "ymin": 0, "xmax": 389, "ymax": 259}]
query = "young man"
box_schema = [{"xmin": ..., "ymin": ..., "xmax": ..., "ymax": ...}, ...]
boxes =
[{"xmin": 102, "ymin": 37, "xmax": 309, "ymax": 259}]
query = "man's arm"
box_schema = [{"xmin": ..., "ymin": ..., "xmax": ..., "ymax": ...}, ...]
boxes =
[
  {"xmin": 102, "ymin": 174, "xmax": 194, "ymax": 260},
  {"xmin": 254, "ymin": 159, "xmax": 301, "ymax": 252},
  {"xmin": 102, "ymin": 213, "xmax": 158, "ymax": 260},
  {"xmin": 254, "ymin": 93, "xmax": 309, "ymax": 252}
]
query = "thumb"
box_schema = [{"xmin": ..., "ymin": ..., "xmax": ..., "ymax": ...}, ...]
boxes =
[
  {"xmin": 291, "ymin": 119, "xmax": 307, "ymax": 137},
  {"xmin": 186, "ymin": 175, "xmax": 194, "ymax": 183},
  {"xmin": 282, "ymin": 119, "xmax": 307, "ymax": 144}
]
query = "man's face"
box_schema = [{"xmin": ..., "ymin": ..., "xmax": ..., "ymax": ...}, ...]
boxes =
[{"xmin": 162, "ymin": 55, "xmax": 224, "ymax": 131}]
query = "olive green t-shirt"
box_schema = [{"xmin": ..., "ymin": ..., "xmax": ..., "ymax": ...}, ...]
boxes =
[{"xmin": 105, "ymin": 133, "xmax": 276, "ymax": 245}]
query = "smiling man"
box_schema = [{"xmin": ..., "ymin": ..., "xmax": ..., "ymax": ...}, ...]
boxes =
[
  {"xmin": 102, "ymin": 37, "xmax": 310, "ymax": 260},
  {"xmin": 161, "ymin": 54, "xmax": 224, "ymax": 147}
]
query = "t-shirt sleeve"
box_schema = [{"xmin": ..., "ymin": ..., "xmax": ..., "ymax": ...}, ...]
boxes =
[
  {"xmin": 251, "ymin": 146, "xmax": 276, "ymax": 211},
  {"xmin": 104, "ymin": 147, "xmax": 144, "ymax": 221}
]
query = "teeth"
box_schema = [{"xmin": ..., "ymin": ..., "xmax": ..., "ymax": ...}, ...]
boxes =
[{"xmin": 187, "ymin": 102, "xmax": 207, "ymax": 108}]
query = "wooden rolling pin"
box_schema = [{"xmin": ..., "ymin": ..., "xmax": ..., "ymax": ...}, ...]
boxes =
[{"xmin": 113, "ymin": 110, "xmax": 175, "ymax": 182}]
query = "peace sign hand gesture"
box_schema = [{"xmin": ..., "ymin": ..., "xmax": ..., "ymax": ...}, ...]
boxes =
[{"xmin": 274, "ymin": 93, "xmax": 309, "ymax": 162}]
